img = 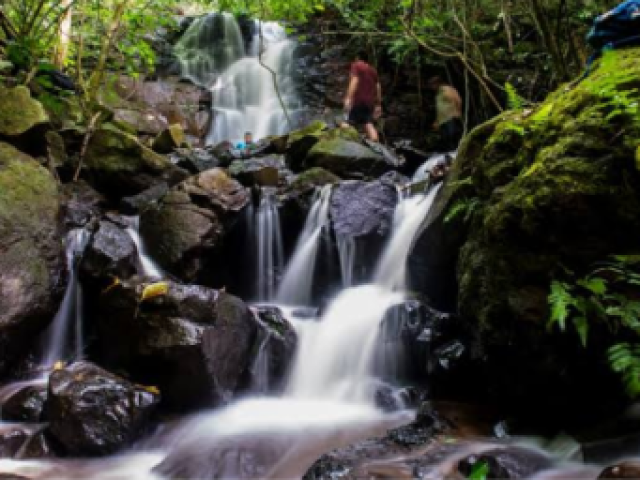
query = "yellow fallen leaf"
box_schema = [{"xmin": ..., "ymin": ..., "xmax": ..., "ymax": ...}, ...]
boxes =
[
  {"xmin": 141, "ymin": 282, "xmax": 169, "ymax": 302},
  {"xmin": 102, "ymin": 276, "xmax": 121, "ymax": 294},
  {"xmin": 144, "ymin": 385, "xmax": 161, "ymax": 395},
  {"xmin": 53, "ymin": 361, "xmax": 65, "ymax": 371}
]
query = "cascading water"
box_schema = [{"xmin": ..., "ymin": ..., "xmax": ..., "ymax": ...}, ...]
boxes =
[
  {"xmin": 276, "ymin": 185, "xmax": 332, "ymax": 306},
  {"xmin": 256, "ymin": 188, "xmax": 284, "ymax": 301},
  {"xmin": 175, "ymin": 13, "xmax": 301, "ymax": 144},
  {"xmin": 375, "ymin": 184, "xmax": 443, "ymax": 291},
  {"xmin": 337, "ymin": 235, "xmax": 356, "ymax": 287},
  {"xmin": 208, "ymin": 21, "xmax": 300, "ymax": 144},
  {"xmin": 174, "ymin": 13, "xmax": 245, "ymax": 88},
  {"xmin": 125, "ymin": 217, "xmax": 164, "ymax": 280},
  {"xmin": 41, "ymin": 228, "xmax": 90, "ymax": 367}
]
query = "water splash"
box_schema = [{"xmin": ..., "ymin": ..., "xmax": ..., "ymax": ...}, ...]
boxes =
[
  {"xmin": 41, "ymin": 228, "xmax": 90, "ymax": 368},
  {"xmin": 126, "ymin": 217, "xmax": 164, "ymax": 280},
  {"xmin": 256, "ymin": 188, "xmax": 284, "ymax": 301},
  {"xmin": 276, "ymin": 185, "xmax": 332, "ymax": 306}
]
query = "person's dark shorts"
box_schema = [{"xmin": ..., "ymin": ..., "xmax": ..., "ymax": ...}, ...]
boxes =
[
  {"xmin": 438, "ymin": 117, "xmax": 464, "ymax": 152},
  {"xmin": 348, "ymin": 104, "xmax": 374, "ymax": 125}
]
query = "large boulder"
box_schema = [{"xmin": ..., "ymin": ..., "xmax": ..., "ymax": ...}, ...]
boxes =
[
  {"xmin": 140, "ymin": 168, "xmax": 249, "ymax": 284},
  {"xmin": 45, "ymin": 361, "xmax": 160, "ymax": 455},
  {"xmin": 416, "ymin": 48, "xmax": 640, "ymax": 420},
  {"xmin": 285, "ymin": 120, "xmax": 327, "ymax": 169},
  {"xmin": 96, "ymin": 279, "xmax": 260, "ymax": 411},
  {"xmin": 81, "ymin": 219, "xmax": 137, "ymax": 280},
  {"xmin": 0, "ymin": 86, "xmax": 49, "ymax": 152},
  {"xmin": 0, "ymin": 142, "xmax": 63, "ymax": 377},
  {"xmin": 82, "ymin": 124, "xmax": 188, "ymax": 200}
]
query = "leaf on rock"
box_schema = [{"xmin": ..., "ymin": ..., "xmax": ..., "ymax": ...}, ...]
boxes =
[{"xmin": 141, "ymin": 282, "xmax": 169, "ymax": 302}]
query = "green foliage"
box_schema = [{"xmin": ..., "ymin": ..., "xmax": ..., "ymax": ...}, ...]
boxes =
[
  {"xmin": 445, "ymin": 197, "xmax": 481, "ymax": 224},
  {"xmin": 467, "ymin": 461, "xmax": 489, "ymax": 480},
  {"xmin": 548, "ymin": 257, "xmax": 640, "ymax": 396},
  {"xmin": 505, "ymin": 82, "xmax": 525, "ymax": 110}
]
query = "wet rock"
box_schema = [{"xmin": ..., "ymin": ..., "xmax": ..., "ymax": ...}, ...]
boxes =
[
  {"xmin": 169, "ymin": 148, "xmax": 219, "ymax": 173},
  {"xmin": 0, "ymin": 142, "xmax": 63, "ymax": 377},
  {"xmin": 113, "ymin": 108, "xmax": 168, "ymax": 136},
  {"xmin": 457, "ymin": 447, "xmax": 553, "ymax": 479},
  {"xmin": 120, "ymin": 182, "xmax": 169, "ymax": 214},
  {"xmin": 0, "ymin": 86, "xmax": 49, "ymax": 152},
  {"xmin": 152, "ymin": 124, "xmax": 187, "ymax": 154},
  {"xmin": 248, "ymin": 306, "xmax": 298, "ymax": 392},
  {"xmin": 82, "ymin": 124, "xmax": 188, "ymax": 200},
  {"xmin": 96, "ymin": 280, "xmax": 257, "ymax": 410},
  {"xmin": 599, "ymin": 461, "xmax": 640, "ymax": 479},
  {"xmin": 46, "ymin": 361, "xmax": 160, "ymax": 455},
  {"xmin": 1, "ymin": 384, "xmax": 47, "ymax": 423},
  {"xmin": 228, "ymin": 155, "xmax": 285, "ymax": 187},
  {"xmin": 285, "ymin": 120, "xmax": 327, "ymax": 170},
  {"xmin": 140, "ymin": 168, "xmax": 249, "ymax": 283},
  {"xmin": 60, "ymin": 181, "xmax": 105, "ymax": 229},
  {"xmin": 0, "ymin": 424, "xmax": 35, "ymax": 459},
  {"xmin": 81, "ymin": 220, "xmax": 136, "ymax": 279},
  {"xmin": 330, "ymin": 180, "xmax": 397, "ymax": 238}
]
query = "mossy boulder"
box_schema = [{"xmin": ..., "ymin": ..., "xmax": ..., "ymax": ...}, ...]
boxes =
[
  {"xmin": 0, "ymin": 86, "xmax": 49, "ymax": 152},
  {"xmin": 152, "ymin": 124, "xmax": 188, "ymax": 154},
  {"xmin": 305, "ymin": 137, "xmax": 388, "ymax": 178},
  {"xmin": 0, "ymin": 142, "xmax": 62, "ymax": 376},
  {"xmin": 82, "ymin": 124, "xmax": 188, "ymax": 200},
  {"xmin": 285, "ymin": 120, "xmax": 328, "ymax": 170},
  {"xmin": 415, "ymin": 48, "xmax": 640, "ymax": 420}
]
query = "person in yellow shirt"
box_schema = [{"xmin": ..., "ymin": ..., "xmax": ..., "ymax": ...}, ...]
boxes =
[{"xmin": 427, "ymin": 76, "xmax": 463, "ymax": 152}]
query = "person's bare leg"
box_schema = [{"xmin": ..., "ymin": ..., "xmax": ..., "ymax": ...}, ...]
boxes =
[{"xmin": 365, "ymin": 123, "xmax": 379, "ymax": 142}]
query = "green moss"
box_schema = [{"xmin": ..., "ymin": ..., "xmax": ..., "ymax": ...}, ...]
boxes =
[
  {"xmin": 0, "ymin": 86, "xmax": 48, "ymax": 137},
  {"xmin": 0, "ymin": 142, "xmax": 58, "ymax": 237},
  {"xmin": 289, "ymin": 167, "xmax": 341, "ymax": 192}
]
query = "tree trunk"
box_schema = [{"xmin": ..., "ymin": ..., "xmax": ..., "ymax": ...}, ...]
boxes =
[{"xmin": 54, "ymin": 0, "xmax": 74, "ymax": 68}]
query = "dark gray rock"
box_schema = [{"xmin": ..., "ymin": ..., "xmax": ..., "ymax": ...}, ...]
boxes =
[
  {"xmin": 457, "ymin": 447, "xmax": 553, "ymax": 479},
  {"xmin": 120, "ymin": 183, "xmax": 170, "ymax": 214},
  {"xmin": 46, "ymin": 361, "xmax": 160, "ymax": 456},
  {"xmin": 1, "ymin": 384, "xmax": 47, "ymax": 422},
  {"xmin": 81, "ymin": 220, "xmax": 136, "ymax": 279}
]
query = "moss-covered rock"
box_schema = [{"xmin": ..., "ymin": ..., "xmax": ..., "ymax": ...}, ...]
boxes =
[
  {"xmin": 305, "ymin": 137, "xmax": 388, "ymax": 178},
  {"xmin": 0, "ymin": 86, "xmax": 49, "ymax": 138},
  {"xmin": 82, "ymin": 124, "xmax": 188, "ymax": 199},
  {"xmin": 152, "ymin": 124, "xmax": 188, "ymax": 154},
  {"xmin": 414, "ymin": 48, "xmax": 640, "ymax": 420},
  {"xmin": 0, "ymin": 142, "xmax": 62, "ymax": 376},
  {"xmin": 285, "ymin": 120, "xmax": 327, "ymax": 170}
]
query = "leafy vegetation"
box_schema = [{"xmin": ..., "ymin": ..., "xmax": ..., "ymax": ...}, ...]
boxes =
[{"xmin": 548, "ymin": 257, "xmax": 640, "ymax": 397}]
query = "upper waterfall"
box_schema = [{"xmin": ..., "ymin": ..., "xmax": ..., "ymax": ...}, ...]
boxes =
[{"xmin": 175, "ymin": 13, "xmax": 301, "ymax": 145}]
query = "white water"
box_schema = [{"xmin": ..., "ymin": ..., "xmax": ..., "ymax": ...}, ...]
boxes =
[
  {"xmin": 337, "ymin": 235, "xmax": 357, "ymax": 287},
  {"xmin": 126, "ymin": 217, "xmax": 164, "ymax": 280},
  {"xmin": 375, "ymin": 184, "xmax": 443, "ymax": 291},
  {"xmin": 256, "ymin": 188, "xmax": 284, "ymax": 301},
  {"xmin": 208, "ymin": 21, "xmax": 301, "ymax": 144},
  {"xmin": 412, "ymin": 152, "xmax": 452, "ymax": 182},
  {"xmin": 174, "ymin": 12, "xmax": 245, "ymax": 88},
  {"xmin": 276, "ymin": 185, "xmax": 332, "ymax": 305},
  {"xmin": 41, "ymin": 229, "xmax": 90, "ymax": 367}
]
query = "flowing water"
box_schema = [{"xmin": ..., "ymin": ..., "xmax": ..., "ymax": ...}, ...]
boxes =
[
  {"xmin": 337, "ymin": 235, "xmax": 357, "ymax": 287},
  {"xmin": 276, "ymin": 185, "xmax": 332, "ymax": 306},
  {"xmin": 255, "ymin": 188, "xmax": 284, "ymax": 301},
  {"xmin": 41, "ymin": 229, "xmax": 90, "ymax": 367},
  {"xmin": 176, "ymin": 14, "xmax": 301, "ymax": 144},
  {"xmin": 126, "ymin": 217, "xmax": 164, "ymax": 280}
]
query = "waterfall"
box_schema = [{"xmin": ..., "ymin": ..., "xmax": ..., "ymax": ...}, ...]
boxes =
[
  {"xmin": 256, "ymin": 188, "xmax": 284, "ymax": 301},
  {"xmin": 126, "ymin": 217, "xmax": 164, "ymax": 280},
  {"xmin": 208, "ymin": 21, "xmax": 300, "ymax": 144},
  {"xmin": 175, "ymin": 13, "xmax": 300, "ymax": 144},
  {"xmin": 41, "ymin": 228, "xmax": 90, "ymax": 367},
  {"xmin": 174, "ymin": 13, "xmax": 246, "ymax": 88},
  {"xmin": 276, "ymin": 185, "xmax": 332, "ymax": 305},
  {"xmin": 337, "ymin": 235, "xmax": 356, "ymax": 288},
  {"xmin": 374, "ymin": 184, "xmax": 443, "ymax": 291}
]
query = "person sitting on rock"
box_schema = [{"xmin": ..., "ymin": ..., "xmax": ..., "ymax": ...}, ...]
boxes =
[
  {"xmin": 342, "ymin": 51, "xmax": 382, "ymax": 142},
  {"xmin": 427, "ymin": 76, "xmax": 463, "ymax": 152}
]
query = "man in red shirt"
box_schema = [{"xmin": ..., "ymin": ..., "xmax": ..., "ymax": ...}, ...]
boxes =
[{"xmin": 343, "ymin": 51, "xmax": 382, "ymax": 142}]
